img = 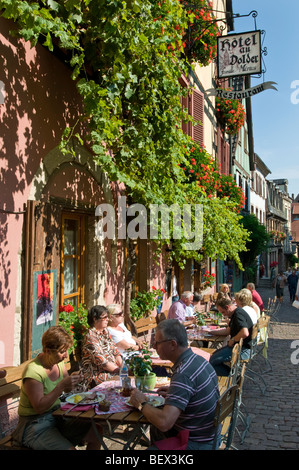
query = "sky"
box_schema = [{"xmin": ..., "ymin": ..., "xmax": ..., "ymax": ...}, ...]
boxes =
[{"xmin": 231, "ymin": 0, "xmax": 299, "ymax": 198}]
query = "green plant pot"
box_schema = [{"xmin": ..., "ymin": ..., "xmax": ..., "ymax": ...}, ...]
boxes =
[{"xmin": 134, "ymin": 372, "xmax": 156, "ymax": 391}]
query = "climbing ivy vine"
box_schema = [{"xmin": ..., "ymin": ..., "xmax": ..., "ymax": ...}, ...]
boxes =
[{"xmin": 0, "ymin": 0, "xmax": 249, "ymax": 267}]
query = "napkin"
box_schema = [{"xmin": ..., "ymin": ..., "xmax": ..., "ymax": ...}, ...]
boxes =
[
  {"xmin": 60, "ymin": 403, "xmax": 94, "ymax": 411},
  {"xmin": 154, "ymin": 430, "xmax": 189, "ymax": 450}
]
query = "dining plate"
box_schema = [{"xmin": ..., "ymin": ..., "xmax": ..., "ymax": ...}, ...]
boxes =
[
  {"xmin": 145, "ymin": 394, "xmax": 165, "ymax": 407},
  {"xmin": 65, "ymin": 391, "xmax": 105, "ymax": 405},
  {"xmin": 125, "ymin": 394, "xmax": 165, "ymax": 407}
]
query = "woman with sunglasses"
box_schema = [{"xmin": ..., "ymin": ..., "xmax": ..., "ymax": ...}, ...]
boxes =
[
  {"xmin": 81, "ymin": 305, "xmax": 122, "ymax": 388},
  {"xmin": 107, "ymin": 304, "xmax": 144, "ymax": 355}
]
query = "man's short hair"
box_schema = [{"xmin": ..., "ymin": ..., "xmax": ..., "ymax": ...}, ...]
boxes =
[
  {"xmin": 216, "ymin": 296, "xmax": 233, "ymax": 309},
  {"xmin": 156, "ymin": 319, "xmax": 188, "ymax": 347},
  {"xmin": 193, "ymin": 292, "xmax": 201, "ymax": 302},
  {"xmin": 247, "ymin": 282, "xmax": 255, "ymax": 290}
]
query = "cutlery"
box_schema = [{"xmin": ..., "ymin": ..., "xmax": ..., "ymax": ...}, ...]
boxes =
[{"xmin": 65, "ymin": 397, "xmax": 86, "ymax": 414}]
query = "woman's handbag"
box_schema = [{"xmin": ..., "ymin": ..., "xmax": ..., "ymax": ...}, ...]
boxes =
[{"xmin": 292, "ymin": 300, "xmax": 299, "ymax": 309}]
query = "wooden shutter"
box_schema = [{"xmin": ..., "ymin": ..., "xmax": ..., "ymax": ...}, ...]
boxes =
[
  {"xmin": 217, "ymin": 128, "xmax": 231, "ymax": 175},
  {"xmin": 190, "ymin": 89, "xmax": 204, "ymax": 146}
]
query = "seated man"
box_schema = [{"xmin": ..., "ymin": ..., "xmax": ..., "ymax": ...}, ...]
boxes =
[
  {"xmin": 185, "ymin": 292, "xmax": 201, "ymax": 319},
  {"xmin": 246, "ymin": 283, "xmax": 264, "ymax": 313},
  {"xmin": 129, "ymin": 319, "xmax": 220, "ymax": 450},
  {"xmin": 209, "ymin": 296, "xmax": 253, "ymax": 376},
  {"xmin": 167, "ymin": 291, "xmax": 193, "ymax": 323}
]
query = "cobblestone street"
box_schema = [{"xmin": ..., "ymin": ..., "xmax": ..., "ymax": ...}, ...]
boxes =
[{"xmin": 233, "ymin": 286, "xmax": 299, "ymax": 450}]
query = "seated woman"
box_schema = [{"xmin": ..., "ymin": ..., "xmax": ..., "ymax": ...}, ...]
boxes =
[
  {"xmin": 219, "ymin": 283, "xmax": 232, "ymax": 299},
  {"xmin": 234, "ymin": 289, "xmax": 258, "ymax": 324},
  {"xmin": 81, "ymin": 305, "xmax": 122, "ymax": 388},
  {"xmin": 106, "ymin": 304, "xmax": 144, "ymax": 355},
  {"xmin": 12, "ymin": 326, "xmax": 101, "ymax": 450}
]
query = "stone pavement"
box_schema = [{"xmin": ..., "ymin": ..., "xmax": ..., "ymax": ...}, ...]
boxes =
[{"xmin": 232, "ymin": 286, "xmax": 299, "ymax": 450}]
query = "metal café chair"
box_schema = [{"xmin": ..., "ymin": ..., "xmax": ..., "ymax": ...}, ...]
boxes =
[
  {"xmin": 241, "ymin": 323, "xmax": 267, "ymax": 395},
  {"xmin": 212, "ymin": 384, "xmax": 239, "ymax": 450},
  {"xmin": 218, "ymin": 338, "xmax": 243, "ymax": 394}
]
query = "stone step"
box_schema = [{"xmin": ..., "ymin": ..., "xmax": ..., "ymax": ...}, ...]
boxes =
[{"xmin": 258, "ymin": 278, "xmax": 272, "ymax": 288}]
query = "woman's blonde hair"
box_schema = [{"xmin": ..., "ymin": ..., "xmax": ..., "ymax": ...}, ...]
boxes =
[
  {"xmin": 106, "ymin": 304, "xmax": 122, "ymax": 315},
  {"xmin": 220, "ymin": 284, "xmax": 230, "ymax": 292},
  {"xmin": 106, "ymin": 304, "xmax": 122, "ymax": 325},
  {"xmin": 234, "ymin": 288, "xmax": 252, "ymax": 307}
]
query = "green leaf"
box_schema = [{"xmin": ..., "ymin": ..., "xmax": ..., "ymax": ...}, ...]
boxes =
[{"xmin": 43, "ymin": 31, "xmax": 53, "ymax": 51}]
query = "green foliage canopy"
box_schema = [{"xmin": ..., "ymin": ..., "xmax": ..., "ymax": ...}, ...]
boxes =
[{"xmin": 0, "ymin": 0, "xmax": 249, "ymax": 266}]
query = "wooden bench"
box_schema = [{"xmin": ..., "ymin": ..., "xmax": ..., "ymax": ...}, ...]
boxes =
[
  {"xmin": 135, "ymin": 315, "xmax": 157, "ymax": 345},
  {"xmin": 0, "ymin": 356, "xmax": 75, "ymax": 449},
  {"xmin": 0, "ymin": 360, "xmax": 32, "ymax": 448}
]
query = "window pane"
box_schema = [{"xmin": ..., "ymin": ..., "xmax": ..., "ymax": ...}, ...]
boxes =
[
  {"xmin": 64, "ymin": 219, "xmax": 78, "ymax": 255},
  {"xmin": 64, "ymin": 257, "xmax": 78, "ymax": 295}
]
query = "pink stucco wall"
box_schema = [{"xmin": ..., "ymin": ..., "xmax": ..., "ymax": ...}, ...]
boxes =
[{"xmin": 0, "ymin": 18, "xmax": 84, "ymax": 366}]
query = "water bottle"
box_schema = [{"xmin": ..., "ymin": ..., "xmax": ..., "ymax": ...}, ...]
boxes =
[{"xmin": 120, "ymin": 360, "xmax": 128, "ymax": 387}]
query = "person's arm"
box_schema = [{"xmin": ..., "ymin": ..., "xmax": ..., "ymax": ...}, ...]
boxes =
[
  {"xmin": 132, "ymin": 336, "xmax": 145, "ymax": 349},
  {"xmin": 103, "ymin": 359, "xmax": 121, "ymax": 372},
  {"xmin": 87, "ymin": 333, "xmax": 122, "ymax": 372},
  {"xmin": 23, "ymin": 373, "xmax": 81, "ymax": 415},
  {"xmin": 210, "ymin": 326, "xmax": 230, "ymax": 336},
  {"xmin": 227, "ymin": 327, "xmax": 249, "ymax": 348},
  {"xmin": 129, "ymin": 389, "xmax": 181, "ymax": 433},
  {"xmin": 115, "ymin": 339, "xmax": 139, "ymax": 351}
]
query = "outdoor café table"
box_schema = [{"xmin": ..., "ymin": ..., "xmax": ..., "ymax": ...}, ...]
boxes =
[
  {"xmin": 187, "ymin": 326, "xmax": 227, "ymax": 348},
  {"xmin": 53, "ymin": 379, "xmax": 154, "ymax": 450},
  {"xmin": 150, "ymin": 346, "xmax": 211, "ymax": 370}
]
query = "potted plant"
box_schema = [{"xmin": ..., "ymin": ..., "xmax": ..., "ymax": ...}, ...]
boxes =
[
  {"xmin": 216, "ymin": 93, "xmax": 246, "ymax": 135},
  {"xmin": 130, "ymin": 286, "xmax": 165, "ymax": 322},
  {"xmin": 181, "ymin": 0, "xmax": 220, "ymax": 65},
  {"xmin": 194, "ymin": 311, "xmax": 206, "ymax": 326},
  {"xmin": 201, "ymin": 271, "xmax": 216, "ymax": 290},
  {"xmin": 59, "ymin": 303, "xmax": 89, "ymax": 360},
  {"xmin": 125, "ymin": 344, "xmax": 156, "ymax": 391}
]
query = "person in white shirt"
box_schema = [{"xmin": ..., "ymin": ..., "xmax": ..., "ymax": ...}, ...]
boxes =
[
  {"xmin": 185, "ymin": 293, "xmax": 201, "ymax": 319},
  {"xmin": 234, "ymin": 289, "xmax": 258, "ymax": 325},
  {"xmin": 106, "ymin": 304, "xmax": 144, "ymax": 355}
]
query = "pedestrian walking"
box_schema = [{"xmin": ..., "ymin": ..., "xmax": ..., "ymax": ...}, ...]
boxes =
[
  {"xmin": 287, "ymin": 269, "xmax": 298, "ymax": 303},
  {"xmin": 272, "ymin": 271, "xmax": 288, "ymax": 303}
]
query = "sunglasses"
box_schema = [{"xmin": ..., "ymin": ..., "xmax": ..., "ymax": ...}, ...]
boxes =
[{"xmin": 112, "ymin": 312, "xmax": 124, "ymax": 317}]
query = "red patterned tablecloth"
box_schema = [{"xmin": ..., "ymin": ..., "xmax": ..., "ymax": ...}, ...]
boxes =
[{"xmin": 93, "ymin": 380, "xmax": 135, "ymax": 415}]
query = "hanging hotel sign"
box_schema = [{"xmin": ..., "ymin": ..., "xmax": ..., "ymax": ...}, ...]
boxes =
[
  {"xmin": 206, "ymin": 81, "xmax": 278, "ymax": 99},
  {"xmin": 217, "ymin": 30, "xmax": 262, "ymax": 78}
]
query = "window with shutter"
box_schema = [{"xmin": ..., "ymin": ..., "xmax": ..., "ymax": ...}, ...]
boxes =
[
  {"xmin": 190, "ymin": 89, "xmax": 204, "ymax": 146},
  {"xmin": 179, "ymin": 77, "xmax": 204, "ymax": 146}
]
